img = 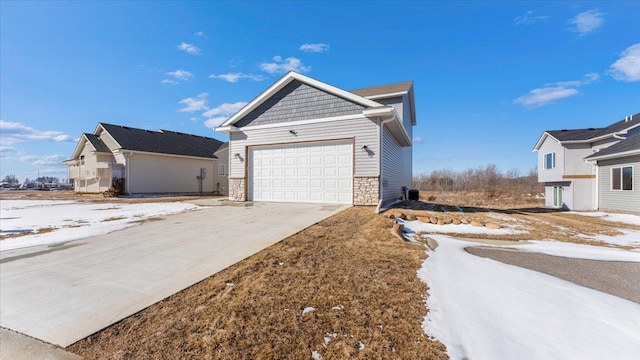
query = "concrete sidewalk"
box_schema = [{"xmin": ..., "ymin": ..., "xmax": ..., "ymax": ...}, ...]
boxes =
[
  {"xmin": 0, "ymin": 328, "xmax": 83, "ymax": 360},
  {"xmin": 0, "ymin": 201, "xmax": 348, "ymax": 347}
]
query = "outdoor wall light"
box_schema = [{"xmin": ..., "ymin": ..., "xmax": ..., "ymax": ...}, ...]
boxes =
[
  {"xmin": 362, "ymin": 145, "xmax": 369, "ymax": 152},
  {"xmin": 289, "ymin": 130, "xmax": 297, "ymax": 135},
  {"xmin": 234, "ymin": 153, "xmax": 241, "ymax": 158}
]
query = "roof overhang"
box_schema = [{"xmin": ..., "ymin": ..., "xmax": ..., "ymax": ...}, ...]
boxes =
[
  {"xmin": 364, "ymin": 107, "xmax": 411, "ymax": 147},
  {"xmin": 533, "ymin": 132, "xmax": 558, "ymax": 152},
  {"xmin": 585, "ymin": 149, "xmax": 640, "ymax": 162},
  {"xmin": 217, "ymin": 71, "xmax": 383, "ymax": 130}
]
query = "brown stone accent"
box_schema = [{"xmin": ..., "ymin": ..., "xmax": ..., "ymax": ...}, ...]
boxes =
[
  {"xmin": 562, "ymin": 174, "xmax": 596, "ymax": 179},
  {"xmin": 353, "ymin": 176, "xmax": 379, "ymax": 206},
  {"xmin": 228, "ymin": 177, "xmax": 246, "ymax": 202}
]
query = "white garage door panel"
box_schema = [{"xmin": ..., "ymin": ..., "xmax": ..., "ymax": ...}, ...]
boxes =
[{"xmin": 249, "ymin": 140, "xmax": 353, "ymax": 204}]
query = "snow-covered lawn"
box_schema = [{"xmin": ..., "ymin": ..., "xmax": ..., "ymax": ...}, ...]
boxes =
[
  {"xmin": 570, "ymin": 211, "xmax": 640, "ymax": 226},
  {"xmin": 0, "ymin": 200, "xmax": 200, "ymax": 251},
  {"xmin": 401, "ymin": 217, "xmax": 640, "ymax": 360}
]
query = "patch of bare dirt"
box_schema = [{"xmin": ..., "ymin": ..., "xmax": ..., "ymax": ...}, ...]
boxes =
[{"xmin": 68, "ymin": 207, "xmax": 447, "ymax": 360}]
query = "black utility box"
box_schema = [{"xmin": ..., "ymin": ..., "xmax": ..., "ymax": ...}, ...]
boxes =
[{"xmin": 408, "ymin": 189, "xmax": 419, "ymax": 201}]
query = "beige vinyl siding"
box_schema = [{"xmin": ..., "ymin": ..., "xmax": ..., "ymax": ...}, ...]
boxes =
[
  {"xmin": 381, "ymin": 125, "xmax": 411, "ymax": 202},
  {"xmin": 229, "ymin": 116, "xmax": 379, "ymax": 178},
  {"xmin": 126, "ymin": 153, "xmax": 216, "ymax": 194},
  {"xmin": 537, "ymin": 137, "xmax": 564, "ymax": 183},
  {"xmin": 598, "ymin": 155, "xmax": 640, "ymax": 212}
]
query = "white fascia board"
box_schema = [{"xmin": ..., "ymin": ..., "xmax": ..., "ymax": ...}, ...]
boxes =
[
  {"xmin": 237, "ymin": 114, "xmax": 364, "ymax": 132},
  {"xmin": 532, "ymin": 132, "xmax": 558, "ymax": 152},
  {"xmin": 363, "ymin": 106, "xmax": 395, "ymax": 118},
  {"xmin": 389, "ymin": 108, "xmax": 412, "ymax": 146},
  {"xmin": 70, "ymin": 134, "xmax": 90, "ymax": 160},
  {"xmin": 214, "ymin": 125, "xmax": 238, "ymax": 133},
  {"xmin": 364, "ymin": 91, "xmax": 408, "ymax": 100},
  {"xmin": 112, "ymin": 149, "xmax": 218, "ymax": 161},
  {"xmin": 221, "ymin": 71, "xmax": 383, "ymax": 127},
  {"xmin": 62, "ymin": 159, "xmax": 79, "ymax": 165},
  {"xmin": 585, "ymin": 149, "xmax": 640, "ymax": 162}
]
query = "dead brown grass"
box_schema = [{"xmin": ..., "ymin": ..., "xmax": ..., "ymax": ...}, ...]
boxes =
[
  {"xmin": 394, "ymin": 199, "xmax": 640, "ymax": 249},
  {"xmin": 419, "ymin": 190, "xmax": 543, "ymax": 209},
  {"xmin": 68, "ymin": 207, "xmax": 447, "ymax": 360},
  {"xmin": 0, "ymin": 190, "xmax": 224, "ymax": 204}
]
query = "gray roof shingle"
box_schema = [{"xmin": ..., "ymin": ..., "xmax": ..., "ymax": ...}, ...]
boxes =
[
  {"xmin": 584, "ymin": 132, "xmax": 640, "ymax": 160},
  {"xmin": 350, "ymin": 81, "xmax": 413, "ymax": 98},
  {"xmin": 84, "ymin": 133, "xmax": 111, "ymax": 153},
  {"xmin": 99, "ymin": 123, "xmax": 226, "ymax": 159},
  {"xmin": 546, "ymin": 112, "xmax": 640, "ymax": 142}
]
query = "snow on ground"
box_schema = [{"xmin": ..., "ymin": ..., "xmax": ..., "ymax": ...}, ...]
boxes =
[
  {"xmin": 417, "ymin": 234, "xmax": 640, "ymax": 360},
  {"xmin": 401, "ymin": 219, "xmax": 525, "ymax": 236},
  {"xmin": 570, "ymin": 211, "xmax": 640, "ymax": 226},
  {"xmin": 591, "ymin": 230, "xmax": 640, "ymax": 248},
  {"xmin": 401, "ymin": 219, "xmax": 640, "ymax": 360},
  {"xmin": 0, "ymin": 200, "xmax": 199, "ymax": 251},
  {"xmin": 500, "ymin": 239, "xmax": 640, "ymax": 261}
]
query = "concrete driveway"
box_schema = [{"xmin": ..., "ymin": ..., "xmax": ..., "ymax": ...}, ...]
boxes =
[{"xmin": 0, "ymin": 201, "xmax": 348, "ymax": 347}]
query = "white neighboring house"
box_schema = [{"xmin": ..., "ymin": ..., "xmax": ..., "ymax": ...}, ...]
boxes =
[
  {"xmin": 533, "ymin": 113, "xmax": 639, "ymax": 211},
  {"xmin": 215, "ymin": 71, "xmax": 416, "ymax": 206},
  {"xmin": 64, "ymin": 123, "xmax": 229, "ymax": 194}
]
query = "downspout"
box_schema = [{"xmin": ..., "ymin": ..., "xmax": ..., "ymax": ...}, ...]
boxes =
[
  {"xmin": 374, "ymin": 116, "xmax": 396, "ymax": 214},
  {"xmin": 124, "ymin": 152, "xmax": 132, "ymax": 194}
]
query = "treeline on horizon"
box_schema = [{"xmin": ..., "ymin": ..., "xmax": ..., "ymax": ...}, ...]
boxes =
[{"xmin": 412, "ymin": 164, "xmax": 543, "ymax": 195}]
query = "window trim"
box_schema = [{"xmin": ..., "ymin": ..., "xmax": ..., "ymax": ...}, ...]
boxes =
[
  {"xmin": 218, "ymin": 164, "xmax": 229, "ymax": 177},
  {"xmin": 544, "ymin": 152, "xmax": 556, "ymax": 170},
  {"xmin": 611, "ymin": 165, "xmax": 633, "ymax": 191}
]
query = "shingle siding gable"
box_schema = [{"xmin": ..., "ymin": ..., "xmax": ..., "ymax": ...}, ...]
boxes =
[{"xmin": 234, "ymin": 80, "xmax": 365, "ymax": 128}]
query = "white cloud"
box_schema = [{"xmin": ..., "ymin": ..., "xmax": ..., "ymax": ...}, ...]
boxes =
[
  {"xmin": 514, "ymin": 11, "xmax": 550, "ymax": 26},
  {"xmin": 202, "ymin": 102, "xmax": 247, "ymax": 129},
  {"xmin": 178, "ymin": 93, "xmax": 209, "ymax": 112},
  {"xmin": 162, "ymin": 79, "xmax": 178, "ymax": 84},
  {"xmin": 300, "ymin": 43, "xmax": 330, "ymax": 53},
  {"xmin": 177, "ymin": 42, "xmax": 201, "ymax": 55},
  {"xmin": 608, "ymin": 43, "xmax": 640, "ymax": 82},
  {"xmin": 204, "ymin": 117, "xmax": 229, "ymax": 129},
  {"xmin": 514, "ymin": 87, "xmax": 579, "ymax": 108},
  {"xmin": 194, "ymin": 31, "xmax": 205, "ymax": 36},
  {"xmin": 413, "ymin": 136, "xmax": 423, "ymax": 144},
  {"xmin": 568, "ymin": 10, "xmax": 604, "ymax": 35},
  {"xmin": 260, "ymin": 56, "xmax": 310, "ymax": 74},
  {"xmin": 166, "ymin": 69, "xmax": 193, "ymax": 80},
  {"xmin": 20, "ymin": 154, "xmax": 66, "ymax": 166},
  {"xmin": 0, "ymin": 121, "xmax": 75, "ymax": 145},
  {"xmin": 209, "ymin": 73, "xmax": 265, "ymax": 83},
  {"xmin": 514, "ymin": 72, "xmax": 599, "ymax": 108},
  {"xmin": 190, "ymin": 117, "xmax": 199, "ymax": 123}
]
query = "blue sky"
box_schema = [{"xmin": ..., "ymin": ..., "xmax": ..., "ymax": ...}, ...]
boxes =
[{"xmin": 1, "ymin": 1, "xmax": 639, "ymax": 182}]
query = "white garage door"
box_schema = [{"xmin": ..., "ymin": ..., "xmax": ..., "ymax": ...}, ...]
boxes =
[{"xmin": 249, "ymin": 140, "xmax": 353, "ymax": 204}]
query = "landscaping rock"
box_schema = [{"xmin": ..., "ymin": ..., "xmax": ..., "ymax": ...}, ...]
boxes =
[
  {"xmin": 452, "ymin": 218, "xmax": 461, "ymax": 225},
  {"xmin": 444, "ymin": 218, "xmax": 453, "ymax": 225},
  {"xmin": 461, "ymin": 218, "xmax": 469, "ymax": 224},
  {"xmin": 385, "ymin": 210, "xmax": 406, "ymax": 219},
  {"xmin": 406, "ymin": 214, "xmax": 417, "ymax": 221},
  {"xmin": 392, "ymin": 222, "xmax": 405, "ymax": 237},
  {"xmin": 416, "ymin": 216, "xmax": 430, "ymax": 223},
  {"xmin": 470, "ymin": 220, "xmax": 484, "ymax": 227},
  {"xmin": 430, "ymin": 216, "xmax": 438, "ymax": 224},
  {"xmin": 425, "ymin": 237, "xmax": 439, "ymax": 250},
  {"xmin": 437, "ymin": 219, "xmax": 445, "ymax": 226},
  {"xmin": 485, "ymin": 222, "xmax": 501, "ymax": 229}
]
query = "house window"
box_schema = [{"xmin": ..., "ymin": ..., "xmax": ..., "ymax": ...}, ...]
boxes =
[
  {"xmin": 612, "ymin": 166, "xmax": 633, "ymax": 191},
  {"xmin": 218, "ymin": 164, "xmax": 228, "ymax": 176},
  {"xmin": 544, "ymin": 152, "xmax": 555, "ymax": 169}
]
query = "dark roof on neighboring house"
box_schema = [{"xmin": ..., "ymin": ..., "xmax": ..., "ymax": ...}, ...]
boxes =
[
  {"xmin": 584, "ymin": 132, "xmax": 640, "ymax": 160},
  {"xmin": 84, "ymin": 133, "xmax": 111, "ymax": 153},
  {"xmin": 99, "ymin": 123, "xmax": 226, "ymax": 159},
  {"xmin": 546, "ymin": 112, "xmax": 640, "ymax": 142},
  {"xmin": 350, "ymin": 81, "xmax": 413, "ymax": 98}
]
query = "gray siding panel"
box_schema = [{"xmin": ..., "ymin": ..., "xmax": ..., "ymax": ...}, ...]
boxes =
[
  {"xmin": 230, "ymin": 117, "xmax": 379, "ymax": 178},
  {"xmin": 235, "ymin": 80, "xmax": 365, "ymax": 128},
  {"xmin": 381, "ymin": 125, "xmax": 411, "ymax": 202},
  {"xmin": 598, "ymin": 155, "xmax": 640, "ymax": 212}
]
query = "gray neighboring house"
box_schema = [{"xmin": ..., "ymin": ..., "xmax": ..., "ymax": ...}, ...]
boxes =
[
  {"xmin": 64, "ymin": 123, "xmax": 229, "ymax": 194},
  {"xmin": 215, "ymin": 71, "xmax": 415, "ymax": 206},
  {"xmin": 533, "ymin": 113, "xmax": 639, "ymax": 211},
  {"xmin": 584, "ymin": 132, "xmax": 640, "ymax": 212}
]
